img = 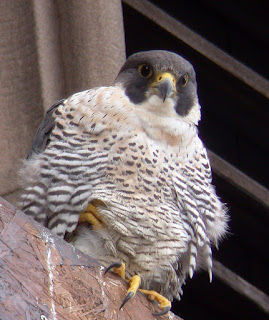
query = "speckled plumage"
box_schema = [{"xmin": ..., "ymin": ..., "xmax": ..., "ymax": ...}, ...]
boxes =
[{"xmin": 20, "ymin": 50, "xmax": 228, "ymax": 301}]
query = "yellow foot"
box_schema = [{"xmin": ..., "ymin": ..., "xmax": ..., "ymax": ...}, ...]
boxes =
[
  {"xmin": 104, "ymin": 261, "xmax": 126, "ymax": 278},
  {"xmin": 79, "ymin": 200, "xmax": 106, "ymax": 230},
  {"xmin": 120, "ymin": 275, "xmax": 141, "ymax": 309},
  {"xmin": 105, "ymin": 262, "xmax": 170, "ymax": 315},
  {"xmin": 139, "ymin": 289, "xmax": 171, "ymax": 316}
]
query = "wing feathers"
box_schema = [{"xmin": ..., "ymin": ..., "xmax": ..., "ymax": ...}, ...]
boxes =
[{"xmin": 28, "ymin": 99, "xmax": 65, "ymax": 158}]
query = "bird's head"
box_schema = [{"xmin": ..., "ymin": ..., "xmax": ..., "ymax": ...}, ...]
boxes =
[{"xmin": 114, "ymin": 50, "xmax": 200, "ymax": 125}]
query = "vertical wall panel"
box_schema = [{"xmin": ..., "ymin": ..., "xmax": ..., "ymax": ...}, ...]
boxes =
[
  {"xmin": 57, "ymin": 0, "xmax": 126, "ymax": 95},
  {"xmin": 33, "ymin": 0, "xmax": 66, "ymax": 110},
  {"xmin": 0, "ymin": 1, "xmax": 43, "ymax": 201}
]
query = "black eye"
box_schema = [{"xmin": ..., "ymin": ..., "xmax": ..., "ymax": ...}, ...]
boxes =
[
  {"xmin": 179, "ymin": 73, "xmax": 189, "ymax": 86},
  {"xmin": 138, "ymin": 64, "xmax": 153, "ymax": 79}
]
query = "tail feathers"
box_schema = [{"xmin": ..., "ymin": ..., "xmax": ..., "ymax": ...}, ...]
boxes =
[
  {"xmin": 188, "ymin": 241, "xmax": 198, "ymax": 279},
  {"xmin": 205, "ymin": 240, "xmax": 213, "ymax": 282}
]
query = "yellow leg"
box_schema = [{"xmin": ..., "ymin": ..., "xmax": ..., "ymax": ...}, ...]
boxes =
[
  {"xmin": 128, "ymin": 275, "xmax": 141, "ymax": 294},
  {"xmin": 113, "ymin": 262, "xmax": 126, "ymax": 279},
  {"xmin": 139, "ymin": 289, "xmax": 171, "ymax": 315},
  {"xmin": 120, "ymin": 275, "xmax": 141, "ymax": 309},
  {"xmin": 105, "ymin": 262, "xmax": 170, "ymax": 315},
  {"xmin": 104, "ymin": 262, "xmax": 126, "ymax": 278},
  {"xmin": 79, "ymin": 200, "xmax": 106, "ymax": 230}
]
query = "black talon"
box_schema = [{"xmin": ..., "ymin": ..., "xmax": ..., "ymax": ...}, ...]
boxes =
[
  {"xmin": 104, "ymin": 261, "xmax": 122, "ymax": 274},
  {"xmin": 119, "ymin": 291, "xmax": 134, "ymax": 309},
  {"xmin": 152, "ymin": 306, "xmax": 171, "ymax": 316}
]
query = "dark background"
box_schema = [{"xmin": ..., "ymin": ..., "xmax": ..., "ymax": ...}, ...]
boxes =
[{"xmin": 122, "ymin": 1, "xmax": 268, "ymax": 319}]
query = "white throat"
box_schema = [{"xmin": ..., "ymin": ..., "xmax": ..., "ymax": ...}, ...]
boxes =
[{"xmin": 135, "ymin": 96, "xmax": 200, "ymax": 148}]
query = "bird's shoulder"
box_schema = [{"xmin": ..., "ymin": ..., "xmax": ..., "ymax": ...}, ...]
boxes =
[
  {"xmin": 58, "ymin": 86, "xmax": 137, "ymax": 132},
  {"xmin": 28, "ymin": 86, "xmax": 136, "ymax": 157}
]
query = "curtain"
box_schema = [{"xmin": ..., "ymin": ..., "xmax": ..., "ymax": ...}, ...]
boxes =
[{"xmin": 0, "ymin": 0, "xmax": 126, "ymax": 204}]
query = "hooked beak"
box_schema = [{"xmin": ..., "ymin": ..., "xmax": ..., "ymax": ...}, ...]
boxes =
[{"xmin": 150, "ymin": 72, "xmax": 177, "ymax": 102}]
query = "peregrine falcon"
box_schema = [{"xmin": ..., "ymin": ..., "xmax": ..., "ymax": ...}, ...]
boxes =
[{"xmin": 20, "ymin": 50, "xmax": 228, "ymax": 314}]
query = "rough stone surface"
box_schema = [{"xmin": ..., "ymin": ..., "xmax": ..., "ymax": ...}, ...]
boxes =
[{"xmin": 0, "ymin": 196, "xmax": 183, "ymax": 320}]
